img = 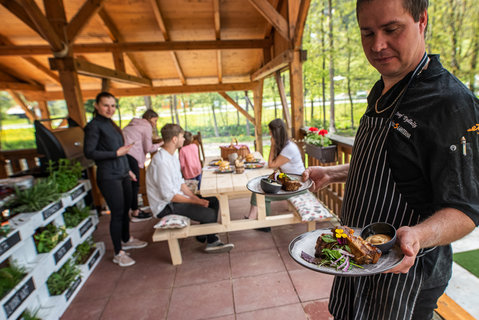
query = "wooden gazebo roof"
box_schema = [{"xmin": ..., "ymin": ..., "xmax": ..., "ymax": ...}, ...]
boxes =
[{"xmin": 0, "ymin": 0, "xmax": 310, "ymax": 149}]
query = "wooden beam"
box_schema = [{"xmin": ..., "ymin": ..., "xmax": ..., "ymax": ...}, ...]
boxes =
[
  {"xmin": 263, "ymin": 0, "xmax": 281, "ymax": 38},
  {"xmin": 6, "ymin": 90, "xmax": 36, "ymax": 122},
  {"xmin": 0, "ymin": 34, "xmax": 61, "ymax": 84},
  {"xmin": 17, "ymin": 0, "xmax": 66, "ymax": 54},
  {"xmin": 112, "ymin": 50, "xmax": 126, "ymax": 72},
  {"xmin": 150, "ymin": 0, "xmax": 169, "ymax": 41},
  {"xmin": 218, "ymin": 92, "xmax": 255, "ymax": 124},
  {"xmin": 253, "ymin": 81, "xmax": 264, "ymax": 154},
  {"xmin": 293, "ymin": 0, "xmax": 311, "ymax": 49},
  {"xmin": 289, "ymin": 50, "xmax": 304, "ymax": 140},
  {"xmin": 67, "ymin": 0, "xmax": 105, "ymax": 43},
  {"xmin": 0, "ymin": 0, "xmax": 40, "ymax": 35},
  {"xmin": 56, "ymin": 68, "xmax": 86, "ymax": 127},
  {"xmin": 98, "ymin": 8, "xmax": 149, "ymax": 78},
  {"xmin": 217, "ymin": 51, "xmax": 223, "ymax": 84},
  {"xmin": 101, "ymin": 78, "xmax": 111, "ymax": 92},
  {"xmin": 36, "ymin": 101, "xmax": 51, "ymax": 128},
  {"xmin": 0, "ymin": 82, "xmax": 43, "ymax": 91},
  {"xmin": 171, "ymin": 52, "xmax": 186, "ymax": 85},
  {"xmin": 0, "ymin": 39, "xmax": 272, "ymax": 56},
  {"xmin": 251, "ymin": 49, "xmax": 293, "ymax": 81},
  {"xmin": 275, "ymin": 71, "xmax": 291, "ymax": 132},
  {"xmin": 214, "ymin": 0, "xmax": 222, "ymax": 83},
  {"xmin": 248, "ymin": 0, "xmax": 290, "ymax": 41},
  {"xmin": 49, "ymin": 57, "xmax": 152, "ymax": 86},
  {"xmin": 24, "ymin": 82, "xmax": 258, "ymax": 101}
]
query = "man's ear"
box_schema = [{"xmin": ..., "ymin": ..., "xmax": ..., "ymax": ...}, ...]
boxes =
[{"xmin": 419, "ymin": 10, "xmax": 428, "ymax": 35}]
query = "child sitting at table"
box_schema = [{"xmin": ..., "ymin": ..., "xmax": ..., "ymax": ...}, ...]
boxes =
[{"xmin": 179, "ymin": 131, "xmax": 202, "ymax": 189}]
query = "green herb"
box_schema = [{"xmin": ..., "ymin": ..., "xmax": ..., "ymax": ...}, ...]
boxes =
[
  {"xmin": 7, "ymin": 178, "xmax": 61, "ymax": 213},
  {"xmin": 73, "ymin": 238, "xmax": 95, "ymax": 265},
  {"xmin": 46, "ymin": 259, "xmax": 81, "ymax": 296},
  {"xmin": 47, "ymin": 159, "xmax": 82, "ymax": 193},
  {"xmin": 0, "ymin": 223, "xmax": 11, "ymax": 238},
  {"xmin": 34, "ymin": 223, "xmax": 67, "ymax": 253},
  {"xmin": 63, "ymin": 206, "xmax": 90, "ymax": 228},
  {"xmin": 0, "ymin": 263, "xmax": 26, "ymax": 299},
  {"xmin": 20, "ymin": 308, "xmax": 42, "ymax": 320},
  {"xmin": 321, "ymin": 234, "xmax": 337, "ymax": 243}
]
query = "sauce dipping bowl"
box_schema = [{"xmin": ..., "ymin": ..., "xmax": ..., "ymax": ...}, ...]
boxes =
[
  {"xmin": 360, "ymin": 222, "xmax": 397, "ymax": 253},
  {"xmin": 260, "ymin": 178, "xmax": 282, "ymax": 194}
]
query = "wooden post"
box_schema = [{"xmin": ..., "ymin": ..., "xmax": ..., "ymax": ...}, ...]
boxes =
[
  {"xmin": 55, "ymin": 61, "xmax": 87, "ymax": 127},
  {"xmin": 274, "ymin": 71, "xmax": 292, "ymax": 133},
  {"xmin": 253, "ymin": 80, "xmax": 264, "ymax": 154},
  {"xmin": 289, "ymin": 50, "xmax": 304, "ymax": 140},
  {"xmin": 37, "ymin": 100, "xmax": 51, "ymax": 129}
]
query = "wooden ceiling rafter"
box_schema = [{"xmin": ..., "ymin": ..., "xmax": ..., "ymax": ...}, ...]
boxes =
[
  {"xmin": 66, "ymin": 0, "xmax": 105, "ymax": 43},
  {"xmin": 293, "ymin": 0, "xmax": 311, "ymax": 49},
  {"xmin": 0, "ymin": 82, "xmax": 43, "ymax": 91},
  {"xmin": 97, "ymin": 8, "xmax": 148, "ymax": 79},
  {"xmin": 251, "ymin": 49, "xmax": 292, "ymax": 81},
  {"xmin": 49, "ymin": 57, "xmax": 152, "ymax": 87},
  {"xmin": 6, "ymin": 89, "xmax": 36, "ymax": 121},
  {"xmin": 0, "ymin": 0, "xmax": 41, "ymax": 36},
  {"xmin": 213, "ymin": 0, "xmax": 222, "ymax": 84},
  {"xmin": 149, "ymin": 0, "xmax": 187, "ymax": 85},
  {"xmin": 24, "ymin": 82, "xmax": 258, "ymax": 101},
  {"xmin": 0, "ymin": 34, "xmax": 61, "ymax": 85},
  {"xmin": 0, "ymin": 39, "xmax": 271, "ymax": 56},
  {"xmin": 247, "ymin": 0, "xmax": 289, "ymax": 41}
]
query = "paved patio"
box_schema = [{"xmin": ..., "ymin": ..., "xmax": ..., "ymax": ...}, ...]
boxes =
[{"xmin": 60, "ymin": 197, "xmax": 338, "ymax": 320}]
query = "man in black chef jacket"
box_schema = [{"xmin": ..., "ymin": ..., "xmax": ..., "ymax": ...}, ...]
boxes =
[{"xmin": 303, "ymin": 0, "xmax": 479, "ymax": 319}]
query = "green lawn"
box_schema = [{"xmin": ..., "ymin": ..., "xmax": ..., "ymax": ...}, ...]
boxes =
[{"xmin": 453, "ymin": 249, "xmax": 479, "ymax": 278}]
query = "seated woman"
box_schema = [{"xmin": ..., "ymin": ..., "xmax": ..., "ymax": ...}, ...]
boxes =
[
  {"xmin": 247, "ymin": 118, "xmax": 305, "ymax": 230},
  {"xmin": 179, "ymin": 131, "xmax": 202, "ymax": 189}
]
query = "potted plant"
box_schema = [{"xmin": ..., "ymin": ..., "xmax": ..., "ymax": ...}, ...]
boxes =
[
  {"xmin": 7, "ymin": 178, "xmax": 61, "ymax": 215},
  {"xmin": 46, "ymin": 259, "xmax": 81, "ymax": 296},
  {"xmin": 33, "ymin": 223, "xmax": 67, "ymax": 254},
  {"xmin": 73, "ymin": 238, "xmax": 96, "ymax": 265},
  {"xmin": 0, "ymin": 263, "xmax": 26, "ymax": 300},
  {"xmin": 304, "ymin": 127, "xmax": 337, "ymax": 163},
  {"xmin": 47, "ymin": 159, "xmax": 82, "ymax": 194},
  {"xmin": 63, "ymin": 206, "xmax": 90, "ymax": 229}
]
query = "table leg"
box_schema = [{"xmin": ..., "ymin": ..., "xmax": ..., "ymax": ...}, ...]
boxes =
[
  {"xmin": 218, "ymin": 194, "xmax": 231, "ymax": 226},
  {"xmin": 168, "ymin": 239, "xmax": 182, "ymax": 265},
  {"xmin": 257, "ymin": 194, "xmax": 266, "ymax": 221}
]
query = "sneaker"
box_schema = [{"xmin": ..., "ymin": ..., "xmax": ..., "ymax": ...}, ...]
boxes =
[
  {"xmin": 204, "ymin": 241, "xmax": 234, "ymax": 253},
  {"xmin": 195, "ymin": 235, "xmax": 207, "ymax": 243},
  {"xmin": 113, "ymin": 252, "xmax": 135, "ymax": 267},
  {"xmin": 131, "ymin": 210, "xmax": 152, "ymax": 222},
  {"xmin": 255, "ymin": 227, "xmax": 271, "ymax": 232},
  {"xmin": 122, "ymin": 237, "xmax": 148, "ymax": 250}
]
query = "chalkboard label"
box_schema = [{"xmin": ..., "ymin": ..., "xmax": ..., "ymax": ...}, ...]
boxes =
[
  {"xmin": 70, "ymin": 185, "xmax": 86, "ymax": 201},
  {"xmin": 65, "ymin": 277, "xmax": 81, "ymax": 301},
  {"xmin": 79, "ymin": 218, "xmax": 93, "ymax": 237},
  {"xmin": 3, "ymin": 277, "xmax": 35, "ymax": 317},
  {"xmin": 0, "ymin": 231, "xmax": 21, "ymax": 256},
  {"xmin": 42, "ymin": 201, "xmax": 63, "ymax": 220},
  {"xmin": 53, "ymin": 238, "xmax": 72, "ymax": 264},
  {"xmin": 88, "ymin": 249, "xmax": 100, "ymax": 270}
]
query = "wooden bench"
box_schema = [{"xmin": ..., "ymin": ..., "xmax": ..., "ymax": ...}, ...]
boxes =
[
  {"xmin": 152, "ymin": 192, "xmax": 334, "ymax": 265},
  {"xmin": 435, "ymin": 293, "xmax": 475, "ymax": 320}
]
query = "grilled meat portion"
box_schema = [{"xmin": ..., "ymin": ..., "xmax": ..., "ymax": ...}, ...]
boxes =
[
  {"xmin": 335, "ymin": 226, "xmax": 382, "ymax": 264},
  {"xmin": 267, "ymin": 169, "xmax": 301, "ymax": 191}
]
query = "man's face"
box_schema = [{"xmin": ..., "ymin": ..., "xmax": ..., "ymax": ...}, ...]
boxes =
[
  {"xmin": 358, "ymin": 0, "xmax": 427, "ymax": 85},
  {"xmin": 176, "ymin": 133, "xmax": 185, "ymax": 149}
]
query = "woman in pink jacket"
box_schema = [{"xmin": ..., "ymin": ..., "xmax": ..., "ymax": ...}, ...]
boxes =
[
  {"xmin": 179, "ymin": 131, "xmax": 202, "ymax": 188},
  {"xmin": 123, "ymin": 110, "xmax": 162, "ymax": 221}
]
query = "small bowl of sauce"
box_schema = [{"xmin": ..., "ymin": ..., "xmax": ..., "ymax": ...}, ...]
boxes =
[{"xmin": 360, "ymin": 222, "xmax": 397, "ymax": 253}]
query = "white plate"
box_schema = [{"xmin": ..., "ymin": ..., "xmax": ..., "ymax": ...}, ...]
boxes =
[
  {"xmin": 289, "ymin": 228, "xmax": 404, "ymax": 277},
  {"xmin": 246, "ymin": 174, "xmax": 312, "ymax": 197}
]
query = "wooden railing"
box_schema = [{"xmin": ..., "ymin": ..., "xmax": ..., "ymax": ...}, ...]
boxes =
[
  {"xmin": 301, "ymin": 131, "xmax": 354, "ymax": 217},
  {"xmin": 0, "ymin": 149, "xmax": 42, "ymax": 178}
]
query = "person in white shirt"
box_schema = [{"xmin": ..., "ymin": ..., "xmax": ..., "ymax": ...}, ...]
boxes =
[
  {"xmin": 246, "ymin": 119, "xmax": 305, "ymax": 231},
  {"xmin": 146, "ymin": 123, "xmax": 234, "ymax": 253}
]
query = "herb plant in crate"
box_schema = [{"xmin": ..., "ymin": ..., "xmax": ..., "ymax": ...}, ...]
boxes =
[
  {"xmin": 0, "ymin": 263, "xmax": 26, "ymax": 300},
  {"xmin": 73, "ymin": 238, "xmax": 96, "ymax": 265},
  {"xmin": 63, "ymin": 206, "xmax": 90, "ymax": 228},
  {"xmin": 34, "ymin": 223, "xmax": 67, "ymax": 253},
  {"xmin": 6, "ymin": 178, "xmax": 61, "ymax": 215},
  {"xmin": 20, "ymin": 308, "xmax": 41, "ymax": 320},
  {"xmin": 47, "ymin": 159, "xmax": 82, "ymax": 194},
  {"xmin": 46, "ymin": 259, "xmax": 81, "ymax": 296},
  {"xmin": 304, "ymin": 127, "xmax": 337, "ymax": 163}
]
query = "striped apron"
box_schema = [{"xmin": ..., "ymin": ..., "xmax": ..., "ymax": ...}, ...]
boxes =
[{"xmin": 329, "ymin": 55, "xmax": 430, "ymax": 320}]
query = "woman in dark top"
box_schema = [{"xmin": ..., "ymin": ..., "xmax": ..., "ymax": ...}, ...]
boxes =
[{"xmin": 84, "ymin": 92, "xmax": 147, "ymax": 267}]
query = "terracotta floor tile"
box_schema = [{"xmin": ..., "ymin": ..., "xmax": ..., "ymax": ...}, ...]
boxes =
[
  {"xmin": 61, "ymin": 297, "xmax": 108, "ymax": 320},
  {"xmin": 289, "ymin": 269, "xmax": 334, "ymax": 302},
  {"xmin": 73, "ymin": 258, "xmax": 124, "ymax": 302},
  {"xmin": 272, "ymin": 224, "xmax": 309, "ymax": 247},
  {"xmin": 232, "ymin": 272, "xmax": 298, "ymax": 313},
  {"xmin": 230, "ymin": 248, "xmax": 285, "ymax": 278},
  {"xmin": 180, "ymin": 236, "xmax": 233, "ymax": 261},
  {"xmin": 302, "ymin": 299, "xmax": 334, "ymax": 320},
  {"xmin": 175, "ymin": 254, "xmax": 231, "ymax": 287},
  {"xmin": 100, "ymin": 288, "xmax": 170, "ymax": 320},
  {"xmin": 204, "ymin": 315, "xmax": 236, "ymax": 320},
  {"xmin": 277, "ymin": 245, "xmax": 303, "ymax": 271},
  {"xmin": 228, "ymin": 229, "xmax": 276, "ymax": 252},
  {"xmin": 236, "ymin": 303, "xmax": 307, "ymax": 320},
  {"xmin": 168, "ymin": 280, "xmax": 234, "ymax": 320}
]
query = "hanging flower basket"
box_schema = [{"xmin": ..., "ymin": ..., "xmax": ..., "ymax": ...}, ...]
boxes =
[{"xmin": 305, "ymin": 143, "xmax": 337, "ymax": 163}]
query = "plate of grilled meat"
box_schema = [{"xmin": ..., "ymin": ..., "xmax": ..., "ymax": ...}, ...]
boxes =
[
  {"xmin": 246, "ymin": 170, "xmax": 312, "ymax": 197},
  {"xmin": 289, "ymin": 226, "xmax": 404, "ymax": 276}
]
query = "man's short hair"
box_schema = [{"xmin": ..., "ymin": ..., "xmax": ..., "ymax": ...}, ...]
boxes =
[
  {"xmin": 161, "ymin": 123, "xmax": 184, "ymax": 142},
  {"xmin": 356, "ymin": 0, "xmax": 428, "ymax": 22}
]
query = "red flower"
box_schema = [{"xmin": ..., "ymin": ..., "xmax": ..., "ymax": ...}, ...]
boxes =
[
  {"xmin": 308, "ymin": 127, "xmax": 319, "ymax": 132},
  {"xmin": 318, "ymin": 129, "xmax": 328, "ymax": 136}
]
